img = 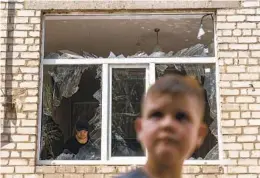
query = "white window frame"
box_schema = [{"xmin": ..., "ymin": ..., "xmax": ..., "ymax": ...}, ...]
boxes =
[
  {"xmin": 37, "ymin": 13, "xmax": 224, "ymax": 166},
  {"xmin": 108, "ymin": 64, "xmax": 149, "ymax": 163}
]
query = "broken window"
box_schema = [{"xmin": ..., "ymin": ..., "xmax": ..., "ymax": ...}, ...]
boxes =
[
  {"xmin": 39, "ymin": 13, "xmax": 218, "ymax": 163},
  {"xmin": 156, "ymin": 63, "xmax": 218, "ymax": 160},
  {"xmin": 40, "ymin": 59, "xmax": 102, "ymax": 160},
  {"xmin": 111, "ymin": 68, "xmax": 146, "ymax": 157}
]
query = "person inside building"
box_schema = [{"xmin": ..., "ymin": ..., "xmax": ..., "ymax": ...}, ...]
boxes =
[{"xmin": 63, "ymin": 119, "xmax": 90, "ymax": 155}]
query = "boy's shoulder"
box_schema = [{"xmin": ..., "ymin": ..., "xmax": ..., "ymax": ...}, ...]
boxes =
[{"xmin": 116, "ymin": 168, "xmax": 148, "ymax": 178}]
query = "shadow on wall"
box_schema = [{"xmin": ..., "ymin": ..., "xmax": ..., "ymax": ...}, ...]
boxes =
[{"xmin": 1, "ymin": 1, "xmax": 18, "ymax": 148}]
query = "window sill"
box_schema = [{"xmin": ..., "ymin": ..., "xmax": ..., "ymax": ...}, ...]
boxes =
[{"xmin": 38, "ymin": 159, "xmax": 229, "ymax": 166}]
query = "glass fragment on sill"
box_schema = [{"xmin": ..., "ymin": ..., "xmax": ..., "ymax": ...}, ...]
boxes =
[
  {"xmin": 82, "ymin": 51, "xmax": 98, "ymax": 58},
  {"xmin": 149, "ymin": 51, "xmax": 166, "ymax": 58},
  {"xmin": 44, "ymin": 43, "xmax": 214, "ymax": 60},
  {"xmin": 189, "ymin": 157, "xmax": 203, "ymax": 160},
  {"xmin": 59, "ymin": 50, "xmax": 85, "ymax": 59},
  {"xmin": 45, "ymin": 52, "xmax": 60, "ymax": 59},
  {"xmin": 128, "ymin": 51, "xmax": 149, "ymax": 58},
  {"xmin": 172, "ymin": 44, "xmax": 207, "ymax": 57},
  {"xmin": 205, "ymin": 145, "xmax": 218, "ymax": 160},
  {"xmin": 108, "ymin": 51, "xmax": 117, "ymax": 58},
  {"xmin": 55, "ymin": 139, "xmax": 101, "ymax": 160}
]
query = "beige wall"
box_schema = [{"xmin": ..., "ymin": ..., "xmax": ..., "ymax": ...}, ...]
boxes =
[{"xmin": 1, "ymin": 0, "xmax": 260, "ymax": 177}]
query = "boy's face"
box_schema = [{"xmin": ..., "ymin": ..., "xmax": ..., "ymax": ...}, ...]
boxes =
[{"xmin": 136, "ymin": 93, "xmax": 207, "ymax": 165}]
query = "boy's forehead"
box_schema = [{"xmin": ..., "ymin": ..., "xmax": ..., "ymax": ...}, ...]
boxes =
[
  {"xmin": 143, "ymin": 92, "xmax": 176, "ymax": 111},
  {"xmin": 142, "ymin": 92, "xmax": 198, "ymax": 111}
]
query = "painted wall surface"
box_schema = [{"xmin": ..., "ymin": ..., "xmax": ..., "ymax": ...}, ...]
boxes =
[{"xmin": 1, "ymin": 0, "xmax": 260, "ymax": 177}]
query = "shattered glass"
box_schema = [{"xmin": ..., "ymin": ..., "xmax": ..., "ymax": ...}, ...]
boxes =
[
  {"xmin": 155, "ymin": 62, "xmax": 218, "ymax": 160},
  {"xmin": 42, "ymin": 43, "xmax": 216, "ymax": 160},
  {"xmin": 111, "ymin": 68, "xmax": 145, "ymax": 157},
  {"xmin": 45, "ymin": 51, "xmax": 90, "ymax": 109},
  {"xmin": 55, "ymin": 139, "xmax": 101, "ymax": 160},
  {"xmin": 204, "ymin": 145, "xmax": 218, "ymax": 160},
  {"xmin": 204, "ymin": 67, "xmax": 217, "ymax": 123},
  {"xmin": 173, "ymin": 44, "xmax": 207, "ymax": 57},
  {"xmin": 40, "ymin": 114, "xmax": 64, "ymax": 160},
  {"xmin": 49, "ymin": 65, "xmax": 87, "ymax": 108},
  {"xmin": 42, "ymin": 51, "xmax": 102, "ymax": 160}
]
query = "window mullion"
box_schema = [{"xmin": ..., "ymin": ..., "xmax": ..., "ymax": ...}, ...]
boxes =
[
  {"xmin": 149, "ymin": 63, "xmax": 156, "ymax": 87},
  {"xmin": 101, "ymin": 64, "xmax": 109, "ymax": 161}
]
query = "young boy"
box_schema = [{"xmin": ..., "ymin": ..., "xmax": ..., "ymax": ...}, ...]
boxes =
[{"xmin": 117, "ymin": 74, "xmax": 208, "ymax": 178}]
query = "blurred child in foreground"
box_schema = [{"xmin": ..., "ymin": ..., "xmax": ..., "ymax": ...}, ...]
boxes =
[{"xmin": 117, "ymin": 74, "xmax": 208, "ymax": 178}]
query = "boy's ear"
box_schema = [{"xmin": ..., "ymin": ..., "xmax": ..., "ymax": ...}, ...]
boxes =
[
  {"xmin": 196, "ymin": 123, "xmax": 208, "ymax": 149},
  {"xmin": 135, "ymin": 117, "xmax": 142, "ymax": 140}
]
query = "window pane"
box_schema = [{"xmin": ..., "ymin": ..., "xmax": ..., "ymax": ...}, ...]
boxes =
[
  {"xmin": 44, "ymin": 14, "xmax": 214, "ymax": 58},
  {"xmin": 156, "ymin": 63, "xmax": 218, "ymax": 160},
  {"xmin": 111, "ymin": 68, "xmax": 145, "ymax": 157},
  {"xmin": 40, "ymin": 65, "xmax": 101, "ymax": 160}
]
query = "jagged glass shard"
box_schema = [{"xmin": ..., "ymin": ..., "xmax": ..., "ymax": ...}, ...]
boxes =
[
  {"xmin": 40, "ymin": 114, "xmax": 64, "ymax": 160},
  {"xmin": 173, "ymin": 44, "xmax": 206, "ymax": 57},
  {"xmin": 95, "ymin": 65, "xmax": 102, "ymax": 79},
  {"xmin": 93, "ymin": 89, "xmax": 102, "ymax": 103},
  {"xmin": 59, "ymin": 50, "xmax": 84, "ymax": 59},
  {"xmin": 55, "ymin": 153, "xmax": 75, "ymax": 160},
  {"xmin": 149, "ymin": 51, "xmax": 166, "ymax": 57},
  {"xmin": 88, "ymin": 105, "xmax": 102, "ymax": 148},
  {"xmin": 117, "ymin": 54, "xmax": 126, "ymax": 58},
  {"xmin": 209, "ymin": 119, "xmax": 218, "ymax": 138},
  {"xmin": 166, "ymin": 51, "xmax": 174, "ymax": 57},
  {"xmin": 204, "ymin": 67, "xmax": 217, "ymax": 121},
  {"xmin": 45, "ymin": 52, "xmax": 60, "ymax": 59},
  {"xmin": 197, "ymin": 24, "xmax": 205, "ymax": 40},
  {"xmin": 156, "ymin": 64, "xmax": 168, "ymax": 76},
  {"xmin": 108, "ymin": 51, "xmax": 117, "ymax": 58},
  {"xmin": 48, "ymin": 65, "xmax": 87, "ymax": 108},
  {"xmin": 45, "ymin": 51, "xmax": 90, "ymax": 108},
  {"xmin": 128, "ymin": 51, "xmax": 149, "ymax": 58},
  {"xmin": 82, "ymin": 51, "xmax": 98, "ymax": 58},
  {"xmin": 205, "ymin": 145, "xmax": 219, "ymax": 160}
]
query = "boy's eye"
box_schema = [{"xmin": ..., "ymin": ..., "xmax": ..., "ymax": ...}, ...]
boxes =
[
  {"xmin": 175, "ymin": 112, "xmax": 189, "ymax": 122},
  {"xmin": 150, "ymin": 111, "xmax": 164, "ymax": 120}
]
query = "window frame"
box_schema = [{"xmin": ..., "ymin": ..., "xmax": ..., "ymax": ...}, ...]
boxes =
[
  {"xmin": 37, "ymin": 13, "xmax": 224, "ymax": 166},
  {"xmin": 108, "ymin": 64, "xmax": 149, "ymax": 161}
]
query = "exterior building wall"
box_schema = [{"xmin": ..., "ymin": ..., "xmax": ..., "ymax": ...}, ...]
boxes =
[{"xmin": 0, "ymin": 0, "xmax": 260, "ymax": 177}]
